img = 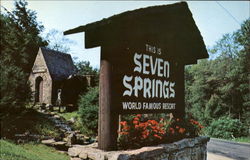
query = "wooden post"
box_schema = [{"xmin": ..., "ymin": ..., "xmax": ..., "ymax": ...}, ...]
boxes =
[
  {"xmin": 173, "ymin": 63, "xmax": 185, "ymax": 118},
  {"xmin": 98, "ymin": 47, "xmax": 118, "ymax": 151}
]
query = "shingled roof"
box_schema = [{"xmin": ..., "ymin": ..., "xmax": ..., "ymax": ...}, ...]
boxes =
[
  {"xmin": 64, "ymin": 2, "xmax": 208, "ymax": 64},
  {"xmin": 41, "ymin": 47, "xmax": 76, "ymax": 81}
]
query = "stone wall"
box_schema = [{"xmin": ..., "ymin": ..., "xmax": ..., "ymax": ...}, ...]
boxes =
[{"xmin": 68, "ymin": 136, "xmax": 210, "ymax": 160}]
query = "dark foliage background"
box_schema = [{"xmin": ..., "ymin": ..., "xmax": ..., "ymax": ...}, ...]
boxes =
[
  {"xmin": 0, "ymin": 0, "xmax": 47, "ymax": 111},
  {"xmin": 185, "ymin": 19, "xmax": 250, "ymax": 137},
  {"xmin": 78, "ymin": 87, "xmax": 99, "ymax": 136}
]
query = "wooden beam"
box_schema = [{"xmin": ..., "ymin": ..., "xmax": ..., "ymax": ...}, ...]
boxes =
[{"xmin": 98, "ymin": 46, "xmax": 118, "ymax": 151}]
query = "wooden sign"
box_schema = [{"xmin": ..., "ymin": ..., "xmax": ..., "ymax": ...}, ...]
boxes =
[
  {"xmin": 110, "ymin": 43, "xmax": 184, "ymax": 114},
  {"xmin": 64, "ymin": 2, "xmax": 208, "ymax": 151}
]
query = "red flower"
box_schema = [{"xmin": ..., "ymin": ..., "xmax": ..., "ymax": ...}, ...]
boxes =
[
  {"xmin": 176, "ymin": 126, "xmax": 180, "ymax": 129},
  {"xmin": 136, "ymin": 114, "xmax": 142, "ymax": 118},
  {"xmin": 118, "ymin": 131, "xmax": 129, "ymax": 135},
  {"xmin": 179, "ymin": 128, "xmax": 186, "ymax": 134},
  {"xmin": 123, "ymin": 126, "xmax": 130, "ymax": 131},
  {"xmin": 139, "ymin": 123, "xmax": 147, "ymax": 129},
  {"xmin": 199, "ymin": 124, "xmax": 204, "ymax": 129},
  {"xmin": 133, "ymin": 120, "xmax": 139, "ymax": 125},
  {"xmin": 151, "ymin": 126, "xmax": 157, "ymax": 129},
  {"xmin": 142, "ymin": 130, "xmax": 150, "ymax": 139},
  {"xmin": 133, "ymin": 117, "xmax": 139, "ymax": 121},
  {"xmin": 169, "ymin": 127, "xmax": 175, "ymax": 134},
  {"xmin": 159, "ymin": 129, "xmax": 165, "ymax": 134},
  {"xmin": 120, "ymin": 121, "xmax": 127, "ymax": 126},
  {"xmin": 149, "ymin": 120, "xmax": 158, "ymax": 125},
  {"xmin": 154, "ymin": 134, "xmax": 162, "ymax": 139}
]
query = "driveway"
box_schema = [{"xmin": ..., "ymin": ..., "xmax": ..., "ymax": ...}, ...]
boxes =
[{"xmin": 207, "ymin": 138, "xmax": 250, "ymax": 160}]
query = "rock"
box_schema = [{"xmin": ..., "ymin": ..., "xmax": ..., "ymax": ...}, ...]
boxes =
[
  {"xmin": 41, "ymin": 139, "xmax": 55, "ymax": 146},
  {"xmin": 75, "ymin": 134, "xmax": 86, "ymax": 144},
  {"xmin": 75, "ymin": 130, "xmax": 81, "ymax": 134},
  {"xmin": 84, "ymin": 136, "xmax": 90, "ymax": 141},
  {"xmin": 54, "ymin": 115, "xmax": 60, "ymax": 119},
  {"xmin": 79, "ymin": 152, "xmax": 88, "ymax": 159},
  {"xmin": 58, "ymin": 150, "xmax": 68, "ymax": 154},
  {"xmin": 54, "ymin": 141, "xmax": 67, "ymax": 145},
  {"xmin": 49, "ymin": 112, "xmax": 56, "ymax": 116},
  {"xmin": 17, "ymin": 139, "xmax": 25, "ymax": 144},
  {"xmin": 87, "ymin": 151, "xmax": 105, "ymax": 160},
  {"xmin": 63, "ymin": 137, "xmax": 68, "ymax": 142},
  {"xmin": 88, "ymin": 143, "xmax": 98, "ymax": 148},
  {"xmin": 46, "ymin": 104, "xmax": 53, "ymax": 111},
  {"xmin": 68, "ymin": 117, "xmax": 76, "ymax": 124},
  {"xmin": 65, "ymin": 137, "xmax": 209, "ymax": 160},
  {"xmin": 54, "ymin": 141, "xmax": 68, "ymax": 151},
  {"xmin": 67, "ymin": 132, "xmax": 77, "ymax": 145},
  {"xmin": 106, "ymin": 152, "xmax": 128, "ymax": 160},
  {"xmin": 70, "ymin": 158, "xmax": 82, "ymax": 160},
  {"xmin": 40, "ymin": 103, "xmax": 46, "ymax": 110},
  {"xmin": 68, "ymin": 147, "xmax": 83, "ymax": 157},
  {"xmin": 54, "ymin": 133, "xmax": 64, "ymax": 141},
  {"xmin": 60, "ymin": 128, "xmax": 68, "ymax": 133},
  {"xmin": 78, "ymin": 148, "xmax": 105, "ymax": 160}
]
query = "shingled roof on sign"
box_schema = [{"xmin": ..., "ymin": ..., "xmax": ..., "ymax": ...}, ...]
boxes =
[
  {"xmin": 64, "ymin": 2, "xmax": 208, "ymax": 64},
  {"xmin": 41, "ymin": 47, "xmax": 76, "ymax": 81}
]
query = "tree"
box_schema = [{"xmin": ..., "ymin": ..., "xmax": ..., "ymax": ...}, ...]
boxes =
[
  {"xmin": 185, "ymin": 19, "xmax": 250, "ymax": 127},
  {"xmin": 75, "ymin": 61, "xmax": 98, "ymax": 75},
  {"xmin": 0, "ymin": 0, "xmax": 47, "ymax": 110},
  {"xmin": 233, "ymin": 19, "xmax": 250, "ymax": 125},
  {"xmin": 1, "ymin": 0, "xmax": 47, "ymax": 74},
  {"xmin": 75, "ymin": 61, "xmax": 99, "ymax": 85},
  {"xmin": 78, "ymin": 87, "xmax": 99, "ymax": 135},
  {"xmin": 45, "ymin": 29, "xmax": 75, "ymax": 53}
]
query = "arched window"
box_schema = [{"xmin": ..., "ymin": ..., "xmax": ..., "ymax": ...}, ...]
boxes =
[{"xmin": 35, "ymin": 76, "xmax": 43, "ymax": 102}]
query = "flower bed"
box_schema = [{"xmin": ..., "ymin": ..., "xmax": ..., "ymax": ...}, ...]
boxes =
[
  {"xmin": 118, "ymin": 114, "xmax": 204, "ymax": 150},
  {"xmin": 67, "ymin": 114, "xmax": 209, "ymax": 160}
]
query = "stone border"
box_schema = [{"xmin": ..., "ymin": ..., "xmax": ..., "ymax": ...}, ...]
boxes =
[{"xmin": 68, "ymin": 136, "xmax": 210, "ymax": 160}]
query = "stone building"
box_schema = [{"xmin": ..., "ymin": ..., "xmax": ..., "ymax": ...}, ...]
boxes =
[{"xmin": 28, "ymin": 47, "xmax": 76, "ymax": 105}]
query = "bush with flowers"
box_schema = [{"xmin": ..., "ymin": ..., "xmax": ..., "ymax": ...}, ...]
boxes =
[{"xmin": 118, "ymin": 114, "xmax": 204, "ymax": 149}]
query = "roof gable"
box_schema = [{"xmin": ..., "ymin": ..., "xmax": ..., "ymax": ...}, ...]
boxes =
[
  {"xmin": 64, "ymin": 2, "xmax": 208, "ymax": 64},
  {"xmin": 40, "ymin": 47, "xmax": 76, "ymax": 81},
  {"xmin": 31, "ymin": 48, "xmax": 50, "ymax": 75}
]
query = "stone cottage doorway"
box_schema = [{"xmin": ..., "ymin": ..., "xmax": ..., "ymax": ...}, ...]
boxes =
[{"xmin": 35, "ymin": 76, "xmax": 43, "ymax": 103}]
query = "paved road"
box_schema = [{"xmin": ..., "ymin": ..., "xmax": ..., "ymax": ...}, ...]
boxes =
[{"xmin": 207, "ymin": 138, "xmax": 250, "ymax": 160}]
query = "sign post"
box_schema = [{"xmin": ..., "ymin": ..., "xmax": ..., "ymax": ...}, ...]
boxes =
[
  {"xmin": 98, "ymin": 47, "xmax": 119, "ymax": 150},
  {"xmin": 64, "ymin": 2, "xmax": 208, "ymax": 151}
]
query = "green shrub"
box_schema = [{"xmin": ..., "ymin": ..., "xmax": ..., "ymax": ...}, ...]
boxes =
[
  {"xmin": 1, "ymin": 108, "xmax": 61, "ymax": 139},
  {"xmin": 0, "ymin": 64, "xmax": 31, "ymax": 112},
  {"xmin": 206, "ymin": 117, "xmax": 247, "ymax": 139},
  {"xmin": 78, "ymin": 87, "xmax": 99, "ymax": 136}
]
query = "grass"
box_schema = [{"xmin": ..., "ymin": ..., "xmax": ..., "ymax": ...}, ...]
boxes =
[
  {"xmin": 57, "ymin": 111, "xmax": 78, "ymax": 121},
  {"xmin": 232, "ymin": 137, "xmax": 250, "ymax": 143},
  {"xmin": 0, "ymin": 108, "xmax": 61, "ymax": 139},
  {"xmin": 0, "ymin": 139, "xmax": 69, "ymax": 160},
  {"xmin": 57, "ymin": 111, "xmax": 95, "ymax": 136},
  {"xmin": 57, "ymin": 111, "xmax": 87, "ymax": 134}
]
